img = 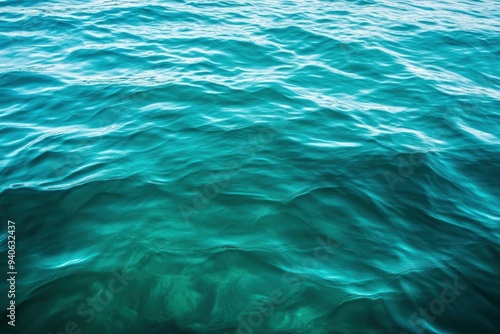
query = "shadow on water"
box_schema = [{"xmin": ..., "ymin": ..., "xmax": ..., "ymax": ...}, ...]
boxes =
[{"xmin": 142, "ymin": 322, "xmax": 238, "ymax": 334}]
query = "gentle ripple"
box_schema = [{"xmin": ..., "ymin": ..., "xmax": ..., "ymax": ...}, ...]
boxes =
[{"xmin": 0, "ymin": 0, "xmax": 499, "ymax": 333}]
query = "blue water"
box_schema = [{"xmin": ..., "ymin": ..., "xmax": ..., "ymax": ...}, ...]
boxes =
[{"xmin": 1, "ymin": 0, "xmax": 499, "ymax": 333}]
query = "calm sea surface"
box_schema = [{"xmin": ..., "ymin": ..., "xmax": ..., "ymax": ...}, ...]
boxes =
[{"xmin": 1, "ymin": 0, "xmax": 499, "ymax": 333}]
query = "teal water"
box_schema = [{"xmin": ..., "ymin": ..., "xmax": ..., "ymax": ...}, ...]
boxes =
[{"xmin": 1, "ymin": 0, "xmax": 500, "ymax": 333}]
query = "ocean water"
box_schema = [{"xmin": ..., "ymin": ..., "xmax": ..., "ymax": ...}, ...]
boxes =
[{"xmin": 1, "ymin": 0, "xmax": 499, "ymax": 333}]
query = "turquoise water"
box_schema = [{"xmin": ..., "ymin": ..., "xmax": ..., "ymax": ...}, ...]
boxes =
[{"xmin": 1, "ymin": 0, "xmax": 500, "ymax": 333}]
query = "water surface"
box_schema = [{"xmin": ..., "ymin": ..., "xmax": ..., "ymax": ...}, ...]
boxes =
[{"xmin": 1, "ymin": 0, "xmax": 499, "ymax": 333}]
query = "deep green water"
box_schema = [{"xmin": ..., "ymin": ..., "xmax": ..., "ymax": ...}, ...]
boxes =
[{"xmin": 1, "ymin": 0, "xmax": 500, "ymax": 333}]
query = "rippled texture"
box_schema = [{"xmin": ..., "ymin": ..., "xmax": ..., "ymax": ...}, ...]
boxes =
[{"xmin": 1, "ymin": 0, "xmax": 500, "ymax": 333}]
